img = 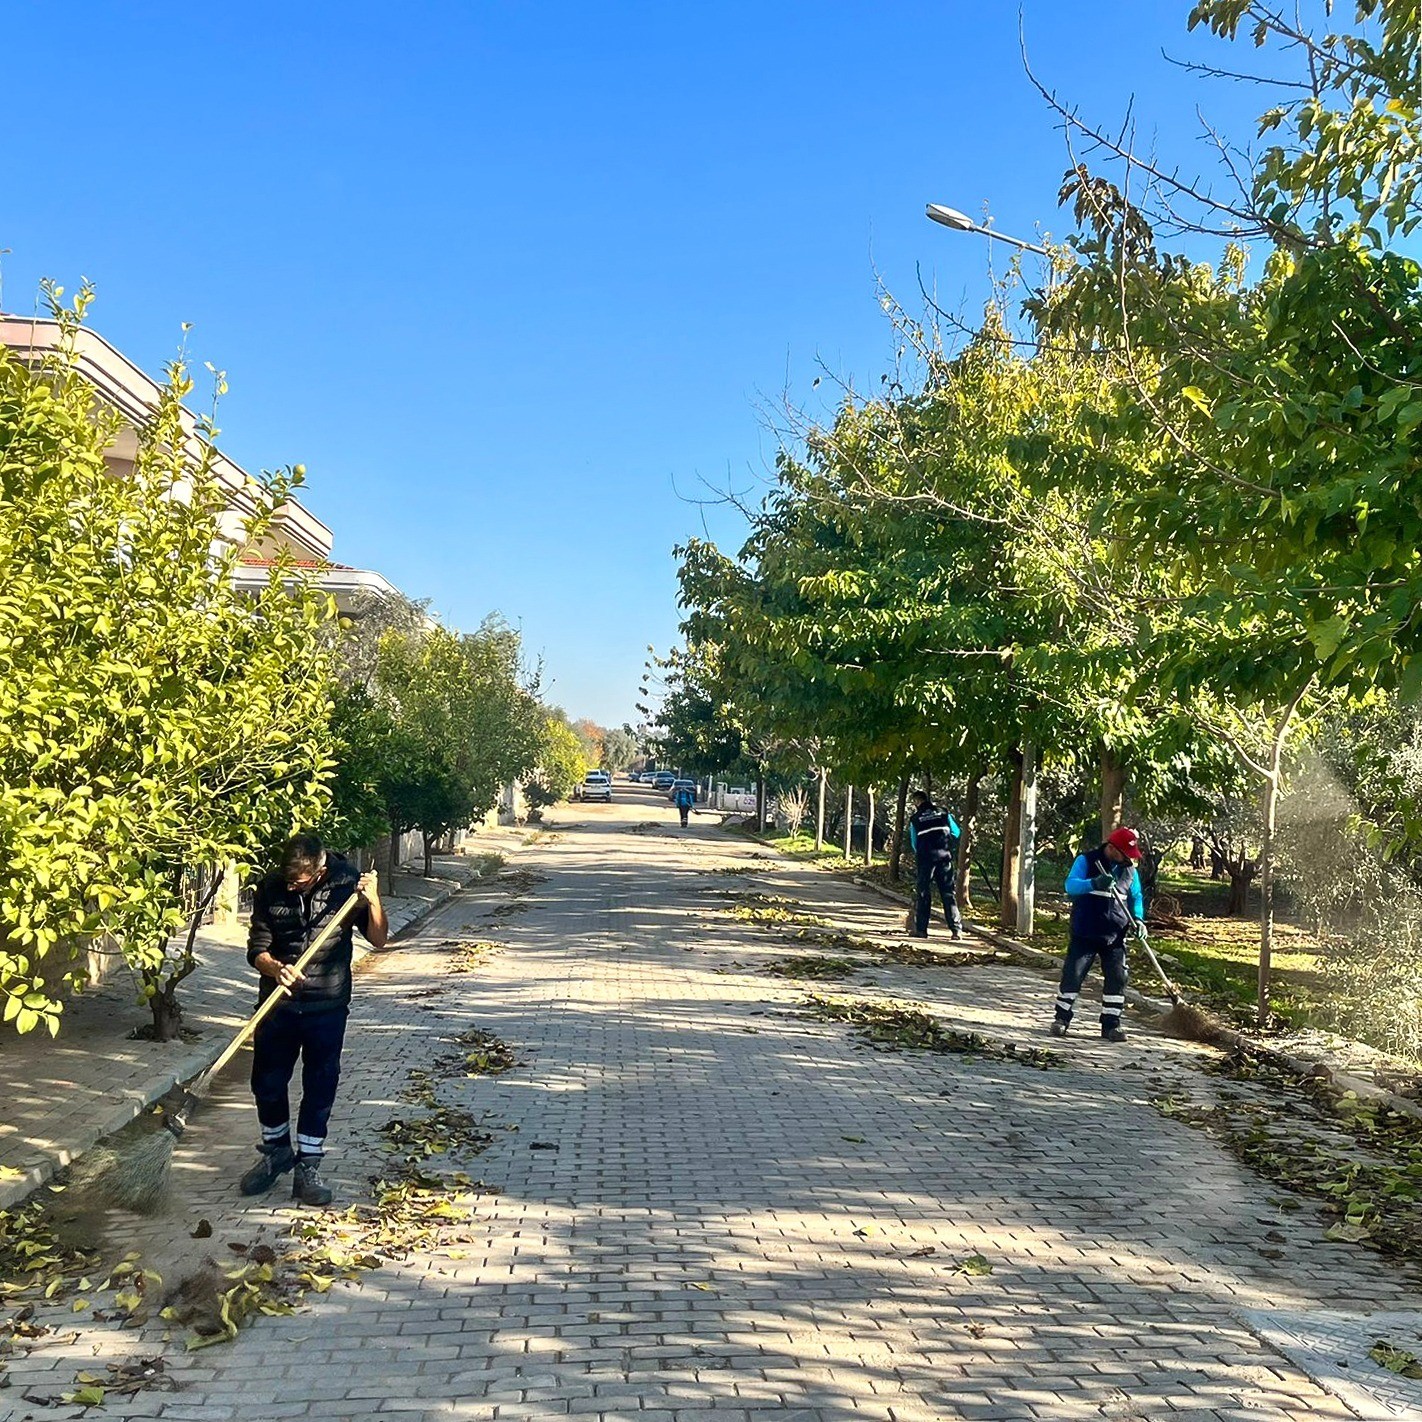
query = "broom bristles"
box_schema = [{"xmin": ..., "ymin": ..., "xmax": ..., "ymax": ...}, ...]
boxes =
[
  {"xmin": 69, "ymin": 1117, "xmax": 176, "ymax": 1215},
  {"xmin": 1159, "ymin": 998, "xmax": 1233, "ymax": 1047}
]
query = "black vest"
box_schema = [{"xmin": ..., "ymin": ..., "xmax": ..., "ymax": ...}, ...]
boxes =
[
  {"xmin": 1069, "ymin": 845, "xmax": 1134, "ymax": 940},
  {"xmin": 252, "ymin": 854, "xmax": 366, "ymax": 1012},
  {"xmin": 910, "ymin": 805, "xmax": 956, "ymax": 861}
]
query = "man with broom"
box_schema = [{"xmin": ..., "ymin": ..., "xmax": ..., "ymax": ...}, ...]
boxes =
[
  {"xmin": 907, "ymin": 790, "xmax": 965, "ymax": 941},
  {"xmin": 239, "ymin": 833, "xmax": 388, "ymax": 1205},
  {"xmin": 1051, "ymin": 825, "xmax": 1147, "ymax": 1043}
]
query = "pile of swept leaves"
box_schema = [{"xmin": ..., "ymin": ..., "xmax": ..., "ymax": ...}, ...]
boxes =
[
  {"xmin": 876, "ymin": 941, "xmax": 1001, "ymax": 968},
  {"xmin": 1152, "ymin": 1045, "xmax": 1422, "ymax": 1262},
  {"xmin": 725, "ymin": 893, "xmax": 828, "ymax": 930},
  {"xmin": 446, "ymin": 1027, "xmax": 519, "ymax": 1077},
  {"xmin": 499, "ymin": 868, "xmax": 547, "ymax": 894},
  {"xmin": 762, "ymin": 955, "xmax": 862, "ymax": 981},
  {"xmin": 728, "ymin": 886, "xmax": 1001, "ymax": 971},
  {"xmin": 379, "ymin": 1107, "xmax": 494, "ymax": 1167},
  {"xmin": 436, "ymin": 937, "xmax": 504, "ymax": 973},
  {"xmin": 805, "ymin": 994, "xmax": 1059, "ymax": 1069}
]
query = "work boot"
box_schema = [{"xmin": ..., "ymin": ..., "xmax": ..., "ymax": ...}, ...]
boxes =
[
  {"xmin": 238, "ymin": 1140, "xmax": 295, "ymax": 1196},
  {"xmin": 1050, "ymin": 1020, "xmax": 1069, "ymax": 1038},
  {"xmin": 292, "ymin": 1156, "xmax": 333, "ymax": 1206},
  {"xmin": 950, "ymin": 930, "xmax": 965, "ymax": 942},
  {"xmin": 1102, "ymin": 1025, "xmax": 1128, "ymax": 1044}
]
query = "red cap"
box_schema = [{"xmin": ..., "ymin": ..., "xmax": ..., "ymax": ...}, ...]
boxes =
[{"xmin": 1106, "ymin": 827, "xmax": 1142, "ymax": 861}]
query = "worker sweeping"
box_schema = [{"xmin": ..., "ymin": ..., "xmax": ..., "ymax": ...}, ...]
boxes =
[
  {"xmin": 907, "ymin": 791, "xmax": 964, "ymax": 941},
  {"xmin": 674, "ymin": 780, "xmax": 696, "ymax": 827},
  {"xmin": 239, "ymin": 833, "xmax": 388, "ymax": 1205},
  {"xmin": 1052, "ymin": 825, "xmax": 1146, "ymax": 1043}
]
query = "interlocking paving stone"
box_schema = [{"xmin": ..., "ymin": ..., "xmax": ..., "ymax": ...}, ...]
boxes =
[{"xmin": 5, "ymin": 794, "xmax": 1422, "ymax": 1420}]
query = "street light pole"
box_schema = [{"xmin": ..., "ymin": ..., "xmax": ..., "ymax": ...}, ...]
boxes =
[
  {"xmin": 925, "ymin": 204, "xmax": 1050, "ymax": 257},
  {"xmin": 924, "ymin": 198, "xmax": 1048, "ymax": 937}
]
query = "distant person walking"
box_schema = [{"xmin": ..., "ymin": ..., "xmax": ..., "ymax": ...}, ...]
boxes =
[
  {"xmin": 239, "ymin": 834, "xmax": 388, "ymax": 1205},
  {"xmin": 908, "ymin": 791, "xmax": 964, "ymax": 940},
  {"xmin": 674, "ymin": 781, "xmax": 696, "ymax": 827},
  {"xmin": 1052, "ymin": 826, "xmax": 1146, "ymax": 1043}
]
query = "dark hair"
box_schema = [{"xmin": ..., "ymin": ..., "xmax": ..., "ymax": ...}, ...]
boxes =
[
  {"xmin": 281, "ymin": 833, "xmax": 325, "ymax": 878},
  {"xmin": 911, "ymin": 790, "xmax": 930, "ymax": 805}
]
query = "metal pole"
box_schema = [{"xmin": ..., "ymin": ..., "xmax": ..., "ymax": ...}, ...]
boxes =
[{"xmin": 1017, "ymin": 740, "xmax": 1038, "ymax": 936}]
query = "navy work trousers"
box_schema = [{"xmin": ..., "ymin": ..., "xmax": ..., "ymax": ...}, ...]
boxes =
[
  {"xmin": 915, "ymin": 855, "xmax": 963, "ymax": 935},
  {"xmin": 250, "ymin": 1003, "xmax": 349, "ymax": 1154},
  {"xmin": 1054, "ymin": 936, "xmax": 1128, "ymax": 1031}
]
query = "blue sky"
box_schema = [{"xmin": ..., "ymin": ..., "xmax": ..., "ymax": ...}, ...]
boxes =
[{"xmin": 1, "ymin": 2, "xmax": 1266, "ymax": 724}]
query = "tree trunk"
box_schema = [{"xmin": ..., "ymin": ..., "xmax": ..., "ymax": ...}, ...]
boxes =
[
  {"xmin": 146, "ymin": 869, "xmax": 223, "ymax": 1041},
  {"xmin": 814, "ymin": 767, "xmax": 827, "ymax": 852},
  {"xmin": 375, "ymin": 832, "xmax": 395, "ymax": 897},
  {"xmin": 1000, "ymin": 750, "xmax": 1023, "ymax": 930},
  {"xmin": 843, "ymin": 784, "xmax": 853, "ymax": 860},
  {"xmin": 1100, "ymin": 746, "xmax": 1127, "ymax": 842},
  {"xmin": 148, "ymin": 980, "xmax": 185, "ymax": 1042},
  {"xmin": 756, "ymin": 771, "xmax": 767, "ymax": 834},
  {"xmin": 890, "ymin": 775, "xmax": 910, "ymax": 882},
  {"xmin": 957, "ymin": 767, "xmax": 983, "ymax": 913},
  {"xmin": 865, "ymin": 788, "xmax": 875, "ymax": 868},
  {"xmin": 423, "ymin": 831, "xmax": 435, "ymax": 878}
]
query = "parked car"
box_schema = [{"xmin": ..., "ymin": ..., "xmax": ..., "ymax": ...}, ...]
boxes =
[
  {"xmin": 651, "ymin": 771, "xmax": 675, "ymax": 790},
  {"xmin": 579, "ymin": 770, "xmax": 613, "ymax": 803}
]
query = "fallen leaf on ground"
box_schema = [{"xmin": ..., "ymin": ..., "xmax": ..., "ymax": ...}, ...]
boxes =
[{"xmin": 952, "ymin": 1254, "xmax": 993, "ymax": 1276}]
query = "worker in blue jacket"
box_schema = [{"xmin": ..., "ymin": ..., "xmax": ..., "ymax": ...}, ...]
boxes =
[
  {"xmin": 908, "ymin": 791, "xmax": 964, "ymax": 940},
  {"xmin": 1052, "ymin": 825, "xmax": 1147, "ymax": 1042}
]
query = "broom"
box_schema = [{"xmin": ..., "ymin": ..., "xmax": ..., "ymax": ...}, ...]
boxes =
[
  {"xmin": 73, "ymin": 893, "xmax": 362, "ymax": 1213},
  {"xmin": 1107, "ymin": 877, "xmax": 1220, "ymax": 1042}
]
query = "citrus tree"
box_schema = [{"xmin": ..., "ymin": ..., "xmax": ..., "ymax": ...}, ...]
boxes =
[{"xmin": 0, "ymin": 287, "xmax": 335, "ymax": 1039}]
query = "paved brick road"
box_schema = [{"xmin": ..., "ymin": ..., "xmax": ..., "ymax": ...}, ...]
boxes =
[{"xmin": 5, "ymin": 791, "xmax": 1421, "ymax": 1421}]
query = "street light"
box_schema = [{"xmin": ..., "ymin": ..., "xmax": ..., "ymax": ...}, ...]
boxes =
[
  {"xmin": 925, "ymin": 202, "xmax": 1050, "ymax": 256},
  {"xmin": 924, "ymin": 198, "xmax": 1045, "ymax": 940}
]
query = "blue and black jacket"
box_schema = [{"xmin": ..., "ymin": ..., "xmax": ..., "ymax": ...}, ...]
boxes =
[
  {"xmin": 909, "ymin": 803, "xmax": 960, "ymax": 862},
  {"xmin": 1065, "ymin": 844, "xmax": 1144, "ymax": 941}
]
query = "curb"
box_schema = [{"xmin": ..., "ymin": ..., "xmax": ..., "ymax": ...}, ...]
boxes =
[{"xmin": 0, "ymin": 869, "xmax": 474, "ymax": 1212}]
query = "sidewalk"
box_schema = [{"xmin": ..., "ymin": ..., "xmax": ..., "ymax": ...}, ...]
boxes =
[{"xmin": 0, "ymin": 851, "xmax": 488, "ymax": 1210}]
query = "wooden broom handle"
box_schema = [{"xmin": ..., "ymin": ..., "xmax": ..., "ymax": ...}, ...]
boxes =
[{"xmin": 206, "ymin": 891, "xmax": 363, "ymax": 1080}]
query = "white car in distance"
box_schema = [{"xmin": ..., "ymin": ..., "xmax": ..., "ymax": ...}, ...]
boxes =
[{"xmin": 579, "ymin": 770, "xmax": 613, "ymax": 803}]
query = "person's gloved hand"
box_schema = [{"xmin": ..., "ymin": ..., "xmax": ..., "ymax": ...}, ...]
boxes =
[
  {"xmin": 1133, "ymin": 918, "xmax": 1150, "ymax": 942},
  {"xmin": 1090, "ymin": 872, "xmax": 1114, "ymax": 890}
]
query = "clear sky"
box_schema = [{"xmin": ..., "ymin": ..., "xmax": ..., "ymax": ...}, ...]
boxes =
[{"xmin": 1, "ymin": 2, "xmax": 1265, "ymax": 725}]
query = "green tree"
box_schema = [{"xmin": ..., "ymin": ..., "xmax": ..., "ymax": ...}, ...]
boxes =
[
  {"xmin": 377, "ymin": 619, "xmax": 542, "ymax": 873},
  {"xmin": 524, "ymin": 715, "xmax": 587, "ymax": 809},
  {"xmin": 0, "ymin": 287, "xmax": 335, "ymax": 1039}
]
